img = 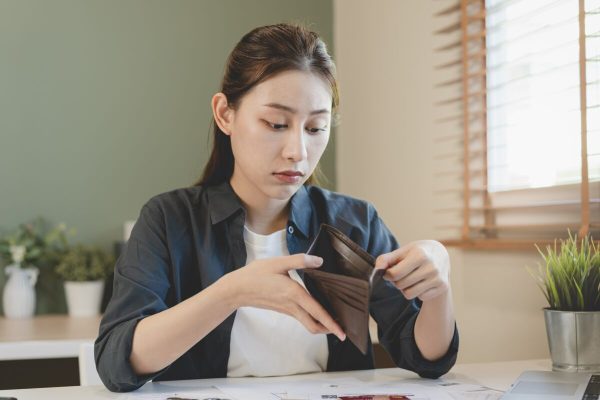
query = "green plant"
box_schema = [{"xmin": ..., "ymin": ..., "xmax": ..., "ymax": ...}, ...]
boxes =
[
  {"xmin": 0, "ymin": 218, "xmax": 74, "ymax": 268},
  {"xmin": 530, "ymin": 233, "xmax": 600, "ymax": 312},
  {"xmin": 55, "ymin": 245, "xmax": 115, "ymax": 282}
]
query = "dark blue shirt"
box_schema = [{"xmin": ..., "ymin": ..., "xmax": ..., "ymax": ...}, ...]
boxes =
[{"xmin": 95, "ymin": 181, "xmax": 459, "ymax": 392}]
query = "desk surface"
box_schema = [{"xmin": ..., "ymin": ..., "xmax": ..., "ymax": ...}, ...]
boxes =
[
  {"xmin": 0, "ymin": 359, "xmax": 552, "ymax": 399},
  {"xmin": 0, "ymin": 315, "xmax": 101, "ymax": 360}
]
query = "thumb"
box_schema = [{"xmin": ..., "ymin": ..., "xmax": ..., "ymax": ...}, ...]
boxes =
[
  {"xmin": 375, "ymin": 246, "xmax": 411, "ymax": 270},
  {"xmin": 264, "ymin": 253, "xmax": 323, "ymax": 274},
  {"xmin": 375, "ymin": 253, "xmax": 393, "ymax": 270}
]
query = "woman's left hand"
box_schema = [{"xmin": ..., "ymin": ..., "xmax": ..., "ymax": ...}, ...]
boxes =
[{"xmin": 374, "ymin": 240, "xmax": 451, "ymax": 302}]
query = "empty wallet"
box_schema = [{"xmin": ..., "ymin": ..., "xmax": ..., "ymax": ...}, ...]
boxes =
[{"xmin": 303, "ymin": 223, "xmax": 385, "ymax": 355}]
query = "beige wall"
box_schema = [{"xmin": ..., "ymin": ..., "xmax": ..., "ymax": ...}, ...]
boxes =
[{"xmin": 334, "ymin": 0, "xmax": 550, "ymax": 363}]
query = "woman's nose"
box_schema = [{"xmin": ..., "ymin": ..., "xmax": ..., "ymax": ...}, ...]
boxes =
[{"xmin": 282, "ymin": 129, "xmax": 308, "ymax": 162}]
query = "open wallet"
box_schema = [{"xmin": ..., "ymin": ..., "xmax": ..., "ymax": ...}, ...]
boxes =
[{"xmin": 303, "ymin": 223, "xmax": 385, "ymax": 355}]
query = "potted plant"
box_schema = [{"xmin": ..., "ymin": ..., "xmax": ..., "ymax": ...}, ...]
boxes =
[
  {"xmin": 55, "ymin": 245, "xmax": 114, "ymax": 317},
  {"xmin": 0, "ymin": 219, "xmax": 71, "ymax": 318},
  {"xmin": 530, "ymin": 233, "xmax": 600, "ymax": 372}
]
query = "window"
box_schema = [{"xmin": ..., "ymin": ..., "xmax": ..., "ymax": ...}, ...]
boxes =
[
  {"xmin": 433, "ymin": 0, "xmax": 599, "ymax": 249},
  {"xmin": 487, "ymin": 0, "xmax": 599, "ymax": 192}
]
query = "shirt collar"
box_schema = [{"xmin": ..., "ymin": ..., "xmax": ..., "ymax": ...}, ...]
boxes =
[
  {"xmin": 206, "ymin": 180, "xmax": 313, "ymax": 238},
  {"xmin": 207, "ymin": 181, "xmax": 245, "ymax": 225}
]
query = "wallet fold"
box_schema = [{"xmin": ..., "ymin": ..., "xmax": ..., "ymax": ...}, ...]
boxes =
[{"xmin": 303, "ymin": 223, "xmax": 384, "ymax": 354}]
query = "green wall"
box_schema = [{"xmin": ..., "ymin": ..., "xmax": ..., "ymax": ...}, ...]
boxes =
[{"xmin": 0, "ymin": 0, "xmax": 335, "ymax": 314}]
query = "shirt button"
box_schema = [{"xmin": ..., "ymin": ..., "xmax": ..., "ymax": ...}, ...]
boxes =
[{"xmin": 288, "ymin": 226, "xmax": 294, "ymax": 234}]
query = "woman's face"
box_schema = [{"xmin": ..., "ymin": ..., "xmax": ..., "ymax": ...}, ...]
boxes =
[{"xmin": 226, "ymin": 70, "xmax": 332, "ymax": 201}]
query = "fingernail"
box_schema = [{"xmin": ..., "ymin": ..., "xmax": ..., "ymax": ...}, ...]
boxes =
[{"xmin": 313, "ymin": 256, "xmax": 323, "ymax": 265}]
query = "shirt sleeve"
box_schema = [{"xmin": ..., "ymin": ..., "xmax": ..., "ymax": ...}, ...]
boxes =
[
  {"xmin": 365, "ymin": 203, "xmax": 459, "ymax": 379},
  {"xmin": 94, "ymin": 201, "xmax": 172, "ymax": 392}
]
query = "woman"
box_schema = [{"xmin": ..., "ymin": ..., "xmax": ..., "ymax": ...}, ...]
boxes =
[{"xmin": 95, "ymin": 23, "xmax": 459, "ymax": 393}]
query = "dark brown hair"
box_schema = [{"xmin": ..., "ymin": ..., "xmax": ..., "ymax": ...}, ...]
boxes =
[{"xmin": 194, "ymin": 23, "xmax": 339, "ymax": 187}]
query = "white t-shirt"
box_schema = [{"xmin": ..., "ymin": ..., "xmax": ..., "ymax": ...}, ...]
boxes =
[{"xmin": 226, "ymin": 225, "xmax": 329, "ymax": 377}]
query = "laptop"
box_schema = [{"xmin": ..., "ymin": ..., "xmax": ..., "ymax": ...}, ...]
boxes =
[{"xmin": 502, "ymin": 371, "xmax": 599, "ymax": 399}]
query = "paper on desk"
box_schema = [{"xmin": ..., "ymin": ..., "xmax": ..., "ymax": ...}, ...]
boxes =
[
  {"xmin": 350, "ymin": 382, "xmax": 456, "ymax": 400},
  {"xmin": 446, "ymin": 394, "xmax": 502, "ymax": 400},
  {"xmin": 435, "ymin": 381, "xmax": 504, "ymax": 400},
  {"xmin": 114, "ymin": 384, "xmax": 235, "ymax": 400},
  {"xmin": 217, "ymin": 377, "xmax": 361, "ymax": 400},
  {"xmin": 216, "ymin": 377, "xmax": 456, "ymax": 400}
]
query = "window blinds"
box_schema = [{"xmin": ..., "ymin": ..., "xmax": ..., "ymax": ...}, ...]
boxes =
[{"xmin": 433, "ymin": 0, "xmax": 600, "ymax": 250}]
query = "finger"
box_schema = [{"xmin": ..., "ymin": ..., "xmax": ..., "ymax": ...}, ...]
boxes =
[
  {"xmin": 289, "ymin": 303, "xmax": 330, "ymax": 335},
  {"xmin": 297, "ymin": 293, "xmax": 346, "ymax": 341},
  {"xmin": 402, "ymin": 279, "xmax": 439, "ymax": 300},
  {"xmin": 384, "ymin": 250, "xmax": 427, "ymax": 282},
  {"xmin": 374, "ymin": 252, "xmax": 394, "ymax": 270},
  {"xmin": 264, "ymin": 253, "xmax": 323, "ymax": 274},
  {"xmin": 375, "ymin": 247, "xmax": 404, "ymax": 269},
  {"xmin": 393, "ymin": 262, "xmax": 436, "ymax": 291}
]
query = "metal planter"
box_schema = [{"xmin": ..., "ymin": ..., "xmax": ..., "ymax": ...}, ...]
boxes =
[{"xmin": 544, "ymin": 308, "xmax": 600, "ymax": 372}]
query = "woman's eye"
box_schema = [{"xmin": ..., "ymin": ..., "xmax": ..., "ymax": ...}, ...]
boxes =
[
  {"xmin": 306, "ymin": 127, "xmax": 327, "ymax": 134},
  {"xmin": 264, "ymin": 120, "xmax": 287, "ymax": 130},
  {"xmin": 263, "ymin": 120, "xmax": 326, "ymax": 133}
]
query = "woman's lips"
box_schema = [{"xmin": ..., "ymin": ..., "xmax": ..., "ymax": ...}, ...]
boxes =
[{"xmin": 273, "ymin": 172, "xmax": 303, "ymax": 184}]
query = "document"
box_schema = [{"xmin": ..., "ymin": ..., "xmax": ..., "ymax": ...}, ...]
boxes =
[
  {"xmin": 435, "ymin": 381, "xmax": 503, "ymax": 400},
  {"xmin": 215, "ymin": 377, "xmax": 456, "ymax": 400},
  {"xmin": 108, "ymin": 377, "xmax": 502, "ymax": 400},
  {"xmin": 113, "ymin": 384, "xmax": 230, "ymax": 399}
]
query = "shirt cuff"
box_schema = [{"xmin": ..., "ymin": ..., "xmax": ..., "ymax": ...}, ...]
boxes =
[
  {"xmin": 404, "ymin": 317, "xmax": 459, "ymax": 379},
  {"xmin": 95, "ymin": 317, "xmax": 169, "ymax": 392}
]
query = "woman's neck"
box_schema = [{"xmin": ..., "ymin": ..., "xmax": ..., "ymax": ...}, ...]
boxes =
[{"xmin": 229, "ymin": 173, "xmax": 290, "ymax": 235}]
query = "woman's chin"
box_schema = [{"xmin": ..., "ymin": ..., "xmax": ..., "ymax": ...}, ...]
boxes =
[{"xmin": 265, "ymin": 182, "xmax": 301, "ymax": 200}]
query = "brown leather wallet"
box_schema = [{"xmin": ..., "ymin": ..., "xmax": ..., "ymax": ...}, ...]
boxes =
[{"xmin": 304, "ymin": 223, "xmax": 384, "ymax": 354}]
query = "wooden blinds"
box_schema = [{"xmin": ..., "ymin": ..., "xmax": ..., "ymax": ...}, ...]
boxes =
[{"xmin": 433, "ymin": 0, "xmax": 600, "ymax": 250}]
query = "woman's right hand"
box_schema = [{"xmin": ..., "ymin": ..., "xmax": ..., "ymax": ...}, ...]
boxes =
[{"xmin": 222, "ymin": 253, "xmax": 346, "ymax": 341}]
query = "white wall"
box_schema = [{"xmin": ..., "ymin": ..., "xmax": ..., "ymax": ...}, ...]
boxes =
[{"xmin": 334, "ymin": 0, "xmax": 550, "ymax": 363}]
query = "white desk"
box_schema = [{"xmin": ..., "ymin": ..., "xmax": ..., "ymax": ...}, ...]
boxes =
[
  {"xmin": 449, "ymin": 358, "xmax": 551, "ymax": 391},
  {"xmin": 0, "ymin": 315, "xmax": 101, "ymax": 360},
  {"xmin": 0, "ymin": 359, "xmax": 552, "ymax": 399}
]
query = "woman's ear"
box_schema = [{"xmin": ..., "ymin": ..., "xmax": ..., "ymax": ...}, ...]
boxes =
[{"xmin": 212, "ymin": 93, "xmax": 234, "ymax": 136}]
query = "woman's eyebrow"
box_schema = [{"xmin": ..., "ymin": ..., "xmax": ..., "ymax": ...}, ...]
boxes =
[{"xmin": 262, "ymin": 102, "xmax": 330, "ymax": 115}]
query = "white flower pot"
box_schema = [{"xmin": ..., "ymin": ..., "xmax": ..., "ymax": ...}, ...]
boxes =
[
  {"xmin": 64, "ymin": 280, "xmax": 105, "ymax": 317},
  {"xmin": 2, "ymin": 264, "xmax": 39, "ymax": 318}
]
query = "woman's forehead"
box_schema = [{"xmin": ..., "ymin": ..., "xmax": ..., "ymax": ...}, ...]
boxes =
[{"xmin": 243, "ymin": 70, "xmax": 332, "ymax": 113}]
